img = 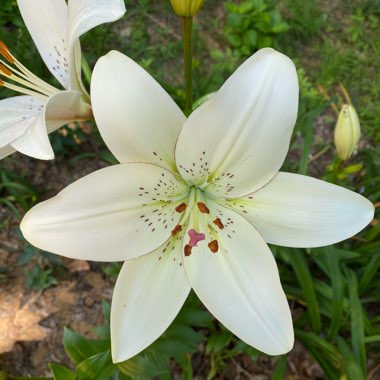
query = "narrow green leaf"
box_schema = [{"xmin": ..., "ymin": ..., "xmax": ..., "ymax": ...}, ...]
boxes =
[
  {"xmin": 304, "ymin": 346, "xmax": 340, "ymax": 379},
  {"xmin": 271, "ymin": 356, "xmax": 287, "ymax": 380},
  {"xmin": 177, "ymin": 306, "xmax": 213, "ymax": 327},
  {"xmin": 295, "ymin": 330, "xmax": 343, "ymax": 379},
  {"xmin": 0, "ymin": 372, "xmax": 52, "ymax": 380},
  {"xmin": 336, "ymin": 336, "xmax": 366, "ymax": 380},
  {"xmin": 76, "ymin": 350, "xmax": 115, "ymax": 380},
  {"xmin": 298, "ymin": 113, "xmax": 314, "ymax": 175},
  {"xmin": 81, "ymin": 54, "xmax": 92, "ymax": 85},
  {"xmin": 345, "ymin": 269, "xmax": 366, "ymax": 376},
  {"xmin": 325, "ymin": 248, "xmax": 344, "ymax": 338},
  {"xmin": 118, "ymin": 350, "xmax": 169, "ymax": 379},
  {"xmin": 206, "ymin": 329, "xmax": 233, "ymax": 354},
  {"xmin": 63, "ymin": 327, "xmax": 109, "ymax": 365},
  {"xmin": 49, "ymin": 363, "xmax": 76, "ymax": 380},
  {"xmin": 313, "ymin": 280, "xmax": 350, "ymax": 313},
  {"xmin": 291, "ymin": 250, "xmax": 321, "ymax": 333},
  {"xmin": 295, "ymin": 329, "xmax": 342, "ymax": 368},
  {"xmin": 358, "ymin": 253, "xmax": 380, "ymax": 293},
  {"xmin": 364, "ymin": 335, "xmax": 380, "ymax": 343}
]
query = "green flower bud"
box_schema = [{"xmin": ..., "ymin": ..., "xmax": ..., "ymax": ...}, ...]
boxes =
[
  {"xmin": 170, "ymin": 0, "xmax": 204, "ymax": 17},
  {"xmin": 334, "ymin": 104, "xmax": 361, "ymax": 161}
]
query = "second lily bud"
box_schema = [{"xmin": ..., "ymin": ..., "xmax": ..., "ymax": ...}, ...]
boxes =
[
  {"xmin": 171, "ymin": 0, "xmax": 204, "ymax": 17},
  {"xmin": 334, "ymin": 104, "xmax": 361, "ymax": 161}
]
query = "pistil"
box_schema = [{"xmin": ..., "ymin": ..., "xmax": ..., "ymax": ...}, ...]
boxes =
[{"xmin": 188, "ymin": 229, "xmax": 205, "ymax": 247}]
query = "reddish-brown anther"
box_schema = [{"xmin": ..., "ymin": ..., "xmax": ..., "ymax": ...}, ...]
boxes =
[
  {"xmin": 184, "ymin": 244, "xmax": 192, "ymax": 256},
  {"xmin": 0, "ymin": 41, "xmax": 14, "ymax": 63},
  {"xmin": 171, "ymin": 224, "xmax": 182, "ymax": 236},
  {"xmin": 175, "ymin": 203, "xmax": 187, "ymax": 213},
  {"xmin": 213, "ymin": 218, "xmax": 224, "ymax": 230},
  {"xmin": 0, "ymin": 63, "xmax": 12, "ymax": 76},
  {"xmin": 197, "ymin": 202, "xmax": 210, "ymax": 214},
  {"xmin": 208, "ymin": 240, "xmax": 219, "ymax": 253}
]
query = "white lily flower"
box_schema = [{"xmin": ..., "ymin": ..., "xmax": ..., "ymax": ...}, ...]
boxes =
[
  {"xmin": 21, "ymin": 49, "xmax": 374, "ymax": 362},
  {"xmin": 0, "ymin": 0, "xmax": 126, "ymax": 160}
]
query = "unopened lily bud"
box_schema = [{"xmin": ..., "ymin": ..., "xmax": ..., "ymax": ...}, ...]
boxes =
[
  {"xmin": 334, "ymin": 104, "xmax": 361, "ymax": 160},
  {"xmin": 170, "ymin": 0, "xmax": 204, "ymax": 17}
]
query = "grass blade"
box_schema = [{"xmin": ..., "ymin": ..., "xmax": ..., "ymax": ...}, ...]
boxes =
[
  {"xmin": 345, "ymin": 269, "xmax": 367, "ymax": 376},
  {"xmin": 290, "ymin": 249, "xmax": 321, "ymax": 333}
]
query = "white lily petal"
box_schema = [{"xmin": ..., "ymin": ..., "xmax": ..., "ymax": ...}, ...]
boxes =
[
  {"xmin": 183, "ymin": 203, "xmax": 293, "ymax": 355},
  {"xmin": 44, "ymin": 90, "xmax": 92, "ymax": 134},
  {"xmin": 17, "ymin": 0, "xmax": 70, "ymax": 88},
  {"xmin": 0, "ymin": 96, "xmax": 45, "ymax": 148},
  {"xmin": 68, "ymin": 0, "xmax": 126, "ymax": 48},
  {"xmin": 6, "ymin": 91, "xmax": 91, "ymax": 160},
  {"xmin": 0, "ymin": 145, "xmax": 16, "ymax": 160},
  {"xmin": 66, "ymin": 40, "xmax": 87, "ymax": 94},
  {"xmin": 111, "ymin": 239, "xmax": 191, "ymax": 363},
  {"xmin": 11, "ymin": 110, "xmax": 54, "ymax": 160},
  {"xmin": 228, "ymin": 172, "xmax": 375, "ymax": 248},
  {"xmin": 68, "ymin": 0, "xmax": 126, "ymax": 91},
  {"xmin": 21, "ymin": 163, "xmax": 189, "ymax": 261},
  {"xmin": 91, "ymin": 51, "xmax": 185, "ymax": 169},
  {"xmin": 175, "ymin": 48, "xmax": 299, "ymax": 197}
]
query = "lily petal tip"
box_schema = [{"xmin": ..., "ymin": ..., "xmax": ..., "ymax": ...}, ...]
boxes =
[
  {"xmin": 111, "ymin": 343, "xmax": 137, "ymax": 364},
  {"xmin": 263, "ymin": 327, "xmax": 295, "ymax": 356}
]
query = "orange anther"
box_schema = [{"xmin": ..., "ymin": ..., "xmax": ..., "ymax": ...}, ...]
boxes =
[
  {"xmin": 213, "ymin": 218, "xmax": 224, "ymax": 230},
  {"xmin": 0, "ymin": 79, "xmax": 4, "ymax": 86},
  {"xmin": 0, "ymin": 63, "xmax": 11, "ymax": 76},
  {"xmin": 171, "ymin": 224, "xmax": 182, "ymax": 236},
  {"xmin": 175, "ymin": 202, "xmax": 187, "ymax": 213},
  {"xmin": 184, "ymin": 244, "xmax": 192, "ymax": 256},
  {"xmin": 208, "ymin": 240, "xmax": 219, "ymax": 253},
  {"xmin": 0, "ymin": 41, "xmax": 14, "ymax": 63},
  {"xmin": 197, "ymin": 202, "xmax": 210, "ymax": 214}
]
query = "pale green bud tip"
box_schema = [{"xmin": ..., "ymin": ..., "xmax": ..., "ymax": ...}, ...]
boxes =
[
  {"xmin": 334, "ymin": 104, "xmax": 361, "ymax": 161},
  {"xmin": 170, "ymin": 0, "xmax": 205, "ymax": 17}
]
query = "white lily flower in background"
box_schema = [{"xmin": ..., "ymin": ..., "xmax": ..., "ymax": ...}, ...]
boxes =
[
  {"xmin": 21, "ymin": 49, "xmax": 374, "ymax": 362},
  {"xmin": 0, "ymin": 0, "xmax": 126, "ymax": 160}
]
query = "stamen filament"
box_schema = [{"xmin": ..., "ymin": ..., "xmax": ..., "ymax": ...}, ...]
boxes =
[
  {"xmin": 0, "ymin": 64, "xmax": 55, "ymax": 97},
  {"xmin": 178, "ymin": 187, "xmax": 196, "ymax": 225},
  {"xmin": 0, "ymin": 58, "xmax": 30, "ymax": 80},
  {"xmin": 1, "ymin": 58, "xmax": 53, "ymax": 94},
  {"xmin": 0, "ymin": 40, "xmax": 59, "ymax": 98},
  {"xmin": 12, "ymin": 58, "xmax": 58, "ymax": 94},
  {"xmin": 0, "ymin": 81, "xmax": 47, "ymax": 100}
]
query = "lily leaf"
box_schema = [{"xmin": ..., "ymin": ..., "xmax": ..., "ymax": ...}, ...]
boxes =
[
  {"xmin": 76, "ymin": 350, "xmax": 115, "ymax": 380},
  {"xmin": 63, "ymin": 327, "xmax": 109, "ymax": 365},
  {"xmin": 49, "ymin": 363, "xmax": 76, "ymax": 380}
]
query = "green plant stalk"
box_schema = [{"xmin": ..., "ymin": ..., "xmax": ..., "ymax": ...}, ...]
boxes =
[
  {"xmin": 81, "ymin": 54, "xmax": 92, "ymax": 86},
  {"xmin": 182, "ymin": 16, "xmax": 193, "ymax": 115}
]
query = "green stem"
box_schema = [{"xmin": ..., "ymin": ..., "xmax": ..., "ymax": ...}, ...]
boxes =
[
  {"xmin": 331, "ymin": 158, "xmax": 342, "ymax": 184},
  {"xmin": 182, "ymin": 16, "xmax": 193, "ymax": 115},
  {"xmin": 81, "ymin": 54, "xmax": 92, "ymax": 85}
]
